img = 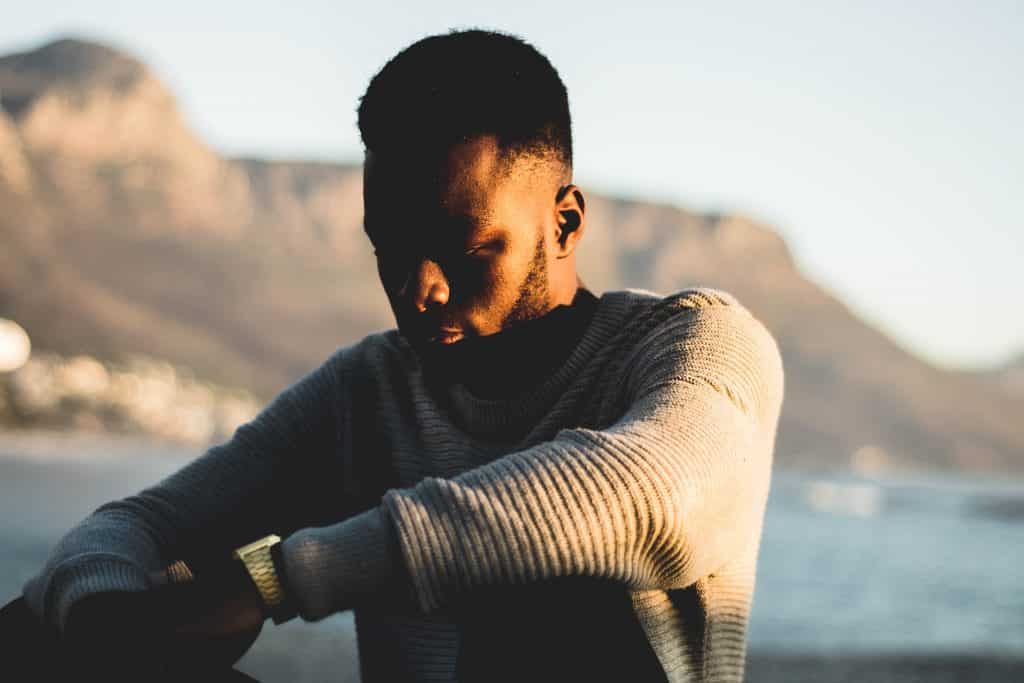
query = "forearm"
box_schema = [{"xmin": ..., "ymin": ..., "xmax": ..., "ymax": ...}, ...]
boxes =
[
  {"xmin": 280, "ymin": 384, "xmax": 773, "ymax": 620},
  {"xmin": 381, "ymin": 385, "xmax": 770, "ymax": 614},
  {"xmin": 279, "ymin": 505, "xmax": 412, "ymax": 620},
  {"xmin": 22, "ymin": 506, "xmax": 167, "ymax": 631},
  {"xmin": 22, "ymin": 352, "xmax": 346, "ymax": 632}
]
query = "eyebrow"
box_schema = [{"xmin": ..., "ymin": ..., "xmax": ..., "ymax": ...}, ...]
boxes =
[
  {"xmin": 364, "ymin": 211, "xmax": 495, "ymax": 235},
  {"xmin": 448, "ymin": 209, "xmax": 495, "ymax": 228}
]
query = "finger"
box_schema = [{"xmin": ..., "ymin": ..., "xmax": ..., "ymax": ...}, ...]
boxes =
[{"xmin": 161, "ymin": 557, "xmax": 197, "ymax": 585}]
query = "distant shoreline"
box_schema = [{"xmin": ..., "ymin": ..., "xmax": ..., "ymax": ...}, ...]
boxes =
[{"xmin": 0, "ymin": 427, "xmax": 199, "ymax": 462}]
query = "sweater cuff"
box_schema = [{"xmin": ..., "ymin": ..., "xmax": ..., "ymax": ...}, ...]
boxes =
[
  {"xmin": 280, "ymin": 506, "xmax": 409, "ymax": 621},
  {"xmin": 22, "ymin": 554, "xmax": 151, "ymax": 634}
]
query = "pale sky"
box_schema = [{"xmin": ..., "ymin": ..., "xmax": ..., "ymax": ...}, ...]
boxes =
[{"xmin": 1, "ymin": 1, "xmax": 1020, "ymax": 369}]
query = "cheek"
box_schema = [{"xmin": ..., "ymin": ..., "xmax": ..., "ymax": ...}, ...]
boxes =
[
  {"xmin": 461, "ymin": 257, "xmax": 509, "ymax": 305},
  {"xmin": 450, "ymin": 255, "xmax": 519, "ymax": 321}
]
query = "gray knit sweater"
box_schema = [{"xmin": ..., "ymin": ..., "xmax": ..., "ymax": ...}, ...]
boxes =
[{"xmin": 23, "ymin": 287, "xmax": 784, "ymax": 682}]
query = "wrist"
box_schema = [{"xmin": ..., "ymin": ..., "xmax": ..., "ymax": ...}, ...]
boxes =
[
  {"xmin": 233, "ymin": 534, "xmax": 298, "ymax": 625},
  {"xmin": 268, "ymin": 540, "xmax": 299, "ymax": 624}
]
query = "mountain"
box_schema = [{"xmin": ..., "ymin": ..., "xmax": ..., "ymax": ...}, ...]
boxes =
[{"xmin": 1, "ymin": 38, "xmax": 1022, "ymax": 475}]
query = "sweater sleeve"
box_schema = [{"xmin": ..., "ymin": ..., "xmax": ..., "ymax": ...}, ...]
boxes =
[
  {"xmin": 281, "ymin": 295, "xmax": 785, "ymax": 618},
  {"xmin": 21, "ymin": 349, "xmax": 352, "ymax": 633}
]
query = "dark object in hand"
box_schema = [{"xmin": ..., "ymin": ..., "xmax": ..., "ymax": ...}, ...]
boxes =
[
  {"xmin": 57, "ymin": 556, "xmax": 264, "ymax": 679},
  {"xmin": 1, "ymin": 593, "xmax": 259, "ymax": 681}
]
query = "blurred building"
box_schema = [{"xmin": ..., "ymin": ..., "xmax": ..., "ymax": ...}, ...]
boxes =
[{"xmin": 0, "ymin": 335, "xmax": 259, "ymax": 446}]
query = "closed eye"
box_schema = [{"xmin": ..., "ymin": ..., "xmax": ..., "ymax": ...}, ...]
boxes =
[{"xmin": 465, "ymin": 239, "xmax": 502, "ymax": 257}]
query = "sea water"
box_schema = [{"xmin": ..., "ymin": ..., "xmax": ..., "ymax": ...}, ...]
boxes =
[
  {"xmin": 751, "ymin": 470, "xmax": 1024, "ymax": 654},
  {"xmin": 2, "ymin": 437, "xmax": 1021, "ymax": 657}
]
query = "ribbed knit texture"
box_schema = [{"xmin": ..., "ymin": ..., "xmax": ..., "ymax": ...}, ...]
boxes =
[{"xmin": 23, "ymin": 287, "xmax": 784, "ymax": 682}]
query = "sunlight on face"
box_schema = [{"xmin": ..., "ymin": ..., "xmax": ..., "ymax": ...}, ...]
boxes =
[{"xmin": 363, "ymin": 136, "xmax": 562, "ymax": 353}]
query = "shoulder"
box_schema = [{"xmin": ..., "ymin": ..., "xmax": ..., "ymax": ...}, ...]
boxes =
[
  {"xmin": 609, "ymin": 286, "xmax": 760, "ymax": 356},
  {"xmin": 651, "ymin": 286, "xmax": 769, "ymax": 348},
  {"xmin": 307, "ymin": 328, "xmax": 421, "ymax": 398},
  {"xmin": 616, "ymin": 287, "xmax": 784, "ymax": 418},
  {"xmin": 601, "ymin": 286, "xmax": 744, "ymax": 332},
  {"xmin": 274, "ymin": 329, "xmax": 403, "ymax": 402},
  {"xmin": 623, "ymin": 285, "xmax": 743, "ymax": 317},
  {"xmin": 314, "ymin": 327, "xmax": 411, "ymax": 370}
]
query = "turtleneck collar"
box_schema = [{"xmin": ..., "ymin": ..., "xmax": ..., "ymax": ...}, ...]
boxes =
[{"xmin": 419, "ymin": 288, "xmax": 600, "ymax": 400}]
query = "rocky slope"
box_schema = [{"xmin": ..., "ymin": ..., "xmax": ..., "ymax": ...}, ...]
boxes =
[{"xmin": 1, "ymin": 38, "xmax": 1021, "ymax": 474}]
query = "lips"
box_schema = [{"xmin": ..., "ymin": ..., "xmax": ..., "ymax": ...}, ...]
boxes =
[
  {"xmin": 397, "ymin": 308, "xmax": 470, "ymax": 348},
  {"xmin": 401, "ymin": 317, "xmax": 465, "ymax": 346},
  {"xmin": 428, "ymin": 329, "xmax": 464, "ymax": 345}
]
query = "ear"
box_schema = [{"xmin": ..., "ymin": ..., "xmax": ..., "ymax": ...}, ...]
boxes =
[{"xmin": 553, "ymin": 184, "xmax": 586, "ymax": 259}]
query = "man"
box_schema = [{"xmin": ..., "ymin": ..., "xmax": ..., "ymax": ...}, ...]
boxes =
[{"xmin": 17, "ymin": 29, "xmax": 784, "ymax": 682}]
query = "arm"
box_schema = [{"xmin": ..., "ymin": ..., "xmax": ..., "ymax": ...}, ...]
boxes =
[
  {"xmin": 22, "ymin": 348, "xmax": 350, "ymax": 634},
  {"xmin": 280, "ymin": 297, "xmax": 785, "ymax": 619}
]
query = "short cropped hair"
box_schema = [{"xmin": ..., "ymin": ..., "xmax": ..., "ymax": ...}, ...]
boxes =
[{"xmin": 358, "ymin": 29, "xmax": 572, "ymax": 168}]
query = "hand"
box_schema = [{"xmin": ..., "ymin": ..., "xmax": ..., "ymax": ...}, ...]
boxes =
[
  {"xmin": 153, "ymin": 557, "xmax": 267, "ymax": 668},
  {"xmin": 63, "ymin": 589, "xmax": 170, "ymax": 675},
  {"xmin": 157, "ymin": 557, "xmax": 265, "ymax": 633},
  {"xmin": 65, "ymin": 559, "xmax": 266, "ymax": 674}
]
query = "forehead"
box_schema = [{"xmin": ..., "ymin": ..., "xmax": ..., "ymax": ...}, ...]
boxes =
[{"xmin": 365, "ymin": 137, "xmax": 507, "ymax": 220}]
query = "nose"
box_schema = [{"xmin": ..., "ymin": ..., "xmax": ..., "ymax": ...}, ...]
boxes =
[{"xmin": 401, "ymin": 258, "xmax": 450, "ymax": 312}]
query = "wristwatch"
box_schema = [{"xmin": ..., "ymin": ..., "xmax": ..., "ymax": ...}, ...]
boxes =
[{"xmin": 233, "ymin": 534, "xmax": 298, "ymax": 624}]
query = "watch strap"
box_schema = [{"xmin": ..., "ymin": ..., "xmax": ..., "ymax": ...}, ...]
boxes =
[
  {"xmin": 268, "ymin": 540, "xmax": 299, "ymax": 624},
  {"xmin": 233, "ymin": 534, "xmax": 297, "ymax": 624}
]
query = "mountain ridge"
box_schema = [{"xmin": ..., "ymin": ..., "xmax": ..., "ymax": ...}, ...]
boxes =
[{"xmin": 1, "ymin": 37, "xmax": 1021, "ymax": 476}]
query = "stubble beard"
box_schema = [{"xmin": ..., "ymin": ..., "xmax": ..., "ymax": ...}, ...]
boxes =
[{"xmin": 501, "ymin": 231, "xmax": 551, "ymax": 329}]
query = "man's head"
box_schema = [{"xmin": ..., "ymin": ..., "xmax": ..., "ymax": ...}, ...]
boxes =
[{"xmin": 358, "ymin": 29, "xmax": 586, "ymax": 356}]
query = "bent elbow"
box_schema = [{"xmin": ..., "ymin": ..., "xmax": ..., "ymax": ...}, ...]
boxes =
[{"xmin": 637, "ymin": 463, "xmax": 770, "ymax": 591}]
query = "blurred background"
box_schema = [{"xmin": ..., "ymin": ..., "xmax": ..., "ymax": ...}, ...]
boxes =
[{"xmin": 0, "ymin": 2, "xmax": 1021, "ymax": 681}]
